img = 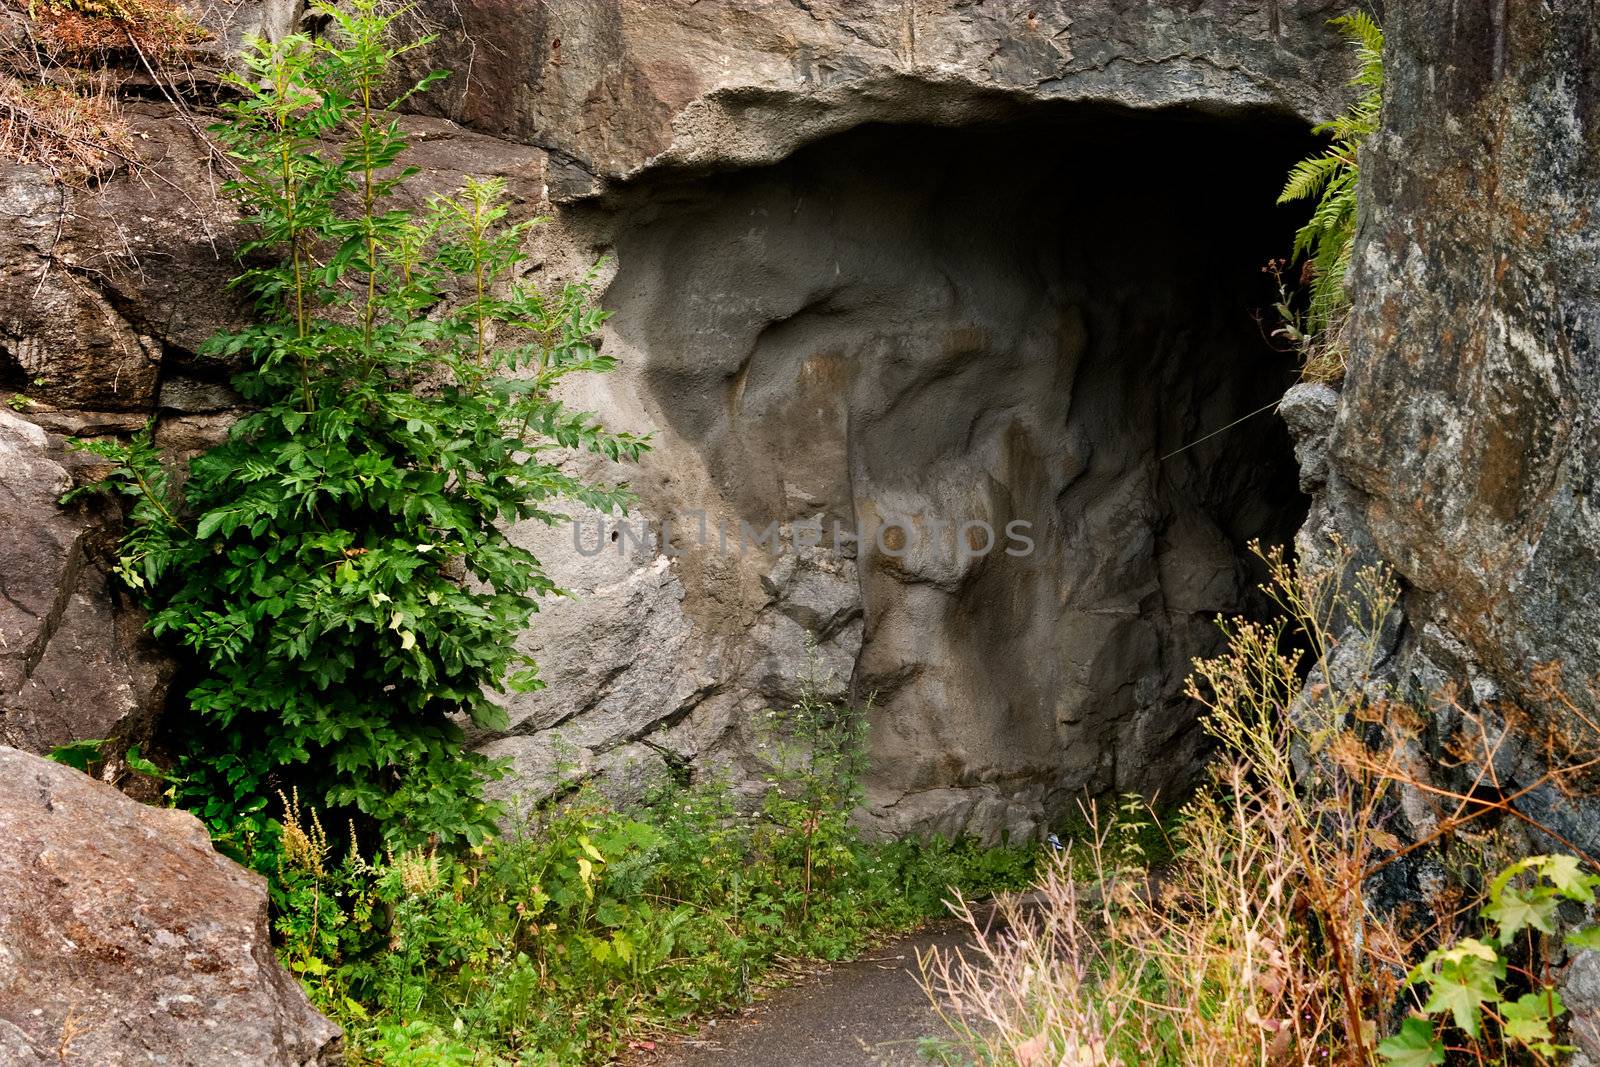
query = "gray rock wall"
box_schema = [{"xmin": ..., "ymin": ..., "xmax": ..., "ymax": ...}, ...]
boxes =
[
  {"xmin": 491, "ymin": 112, "xmax": 1311, "ymax": 834},
  {"xmin": 1293, "ymin": 0, "xmax": 1600, "ymax": 859},
  {"xmin": 424, "ymin": 1, "xmax": 1351, "ymax": 835},
  {"xmin": 1, "ymin": 1, "xmax": 1354, "ymax": 838},
  {"xmin": 1336, "ymin": 0, "xmax": 1600, "ymax": 716},
  {"xmin": 0, "ymin": 409, "xmax": 171, "ymax": 755},
  {"xmin": 402, "ymin": 0, "xmax": 1353, "ymax": 181}
]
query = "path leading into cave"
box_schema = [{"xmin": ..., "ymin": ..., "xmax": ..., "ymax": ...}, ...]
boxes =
[{"xmin": 637, "ymin": 921, "xmax": 976, "ymax": 1067}]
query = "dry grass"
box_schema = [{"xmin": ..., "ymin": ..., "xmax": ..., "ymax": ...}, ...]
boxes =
[
  {"xmin": 1263, "ymin": 259, "xmax": 1349, "ymax": 385},
  {"xmin": 0, "ymin": 74, "xmax": 132, "ymax": 181},
  {"xmin": 1298, "ymin": 333, "xmax": 1347, "ymax": 385},
  {"xmin": 925, "ymin": 543, "xmax": 1600, "ymax": 1066},
  {"xmin": 19, "ymin": 0, "xmax": 208, "ymax": 65},
  {"xmin": 929, "ymin": 784, "xmax": 1340, "ymax": 1067},
  {"xmin": 0, "ymin": 0, "xmax": 213, "ymax": 183}
]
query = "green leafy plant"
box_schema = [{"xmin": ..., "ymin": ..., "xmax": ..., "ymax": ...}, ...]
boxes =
[
  {"xmin": 755, "ymin": 683, "xmax": 871, "ymax": 926},
  {"xmin": 46, "ymin": 737, "xmax": 110, "ymax": 773},
  {"xmin": 74, "ymin": 1, "xmax": 646, "ymax": 850},
  {"xmin": 1276, "ymin": 10, "xmax": 1383, "ymax": 379},
  {"xmin": 1380, "ymin": 854, "xmax": 1600, "ymax": 1065},
  {"xmin": 269, "ymin": 690, "xmax": 1039, "ymax": 1065}
]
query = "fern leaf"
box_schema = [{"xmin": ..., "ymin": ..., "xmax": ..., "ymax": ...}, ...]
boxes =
[
  {"xmin": 1334, "ymin": 10, "xmax": 1386, "ymax": 88},
  {"xmin": 1278, "ymin": 154, "xmax": 1343, "ymax": 204},
  {"xmin": 1279, "ymin": 9, "xmax": 1383, "ymax": 347}
]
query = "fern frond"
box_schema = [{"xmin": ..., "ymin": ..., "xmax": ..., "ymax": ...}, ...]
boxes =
[
  {"xmin": 1279, "ymin": 9, "xmax": 1384, "ymax": 343},
  {"xmin": 1333, "ymin": 11, "xmax": 1385, "ymax": 88},
  {"xmin": 1278, "ymin": 153, "xmax": 1344, "ymax": 204}
]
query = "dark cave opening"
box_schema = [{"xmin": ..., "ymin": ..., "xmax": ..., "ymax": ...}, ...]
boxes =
[{"xmin": 604, "ymin": 106, "xmax": 1318, "ymax": 833}]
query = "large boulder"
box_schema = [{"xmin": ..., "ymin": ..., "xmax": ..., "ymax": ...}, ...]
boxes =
[
  {"xmin": 0, "ymin": 745, "xmax": 341, "ymax": 1066},
  {"xmin": 0, "ymin": 408, "xmax": 171, "ymax": 755}
]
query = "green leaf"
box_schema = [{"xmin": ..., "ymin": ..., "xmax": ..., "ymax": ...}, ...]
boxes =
[
  {"xmin": 195, "ymin": 511, "xmax": 227, "ymax": 541},
  {"xmin": 1377, "ymin": 1018, "xmax": 1444, "ymax": 1067},
  {"xmin": 1418, "ymin": 939, "xmax": 1504, "ymax": 1039},
  {"xmin": 47, "ymin": 738, "xmax": 109, "ymax": 773},
  {"xmin": 1278, "ymin": 11, "xmax": 1383, "ymax": 341},
  {"xmin": 1502, "ymin": 991, "xmax": 1563, "ymax": 1049},
  {"xmin": 1483, "ymin": 884, "xmax": 1559, "ymax": 943},
  {"xmin": 1568, "ymin": 925, "xmax": 1600, "ymax": 951},
  {"xmin": 124, "ymin": 745, "xmax": 178, "ymax": 784},
  {"xmin": 1538, "ymin": 854, "xmax": 1599, "ymax": 901}
]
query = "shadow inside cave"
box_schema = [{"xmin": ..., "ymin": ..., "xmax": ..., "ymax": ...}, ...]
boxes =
[{"xmin": 601, "ymin": 104, "xmax": 1316, "ymax": 835}]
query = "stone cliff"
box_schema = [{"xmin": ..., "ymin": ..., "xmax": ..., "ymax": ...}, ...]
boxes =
[
  {"xmin": 1290, "ymin": 0, "xmax": 1600, "ymax": 864},
  {"xmin": 17, "ymin": 1, "xmax": 1592, "ymax": 848}
]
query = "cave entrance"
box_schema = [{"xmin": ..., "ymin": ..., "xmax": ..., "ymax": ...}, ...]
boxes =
[{"xmin": 605, "ymin": 106, "xmax": 1315, "ymax": 837}]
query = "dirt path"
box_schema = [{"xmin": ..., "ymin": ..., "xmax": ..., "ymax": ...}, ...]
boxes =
[{"xmin": 639, "ymin": 922, "xmax": 974, "ymax": 1067}]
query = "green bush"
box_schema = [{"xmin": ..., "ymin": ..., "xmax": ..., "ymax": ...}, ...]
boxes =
[{"xmin": 73, "ymin": 0, "xmax": 645, "ymax": 850}]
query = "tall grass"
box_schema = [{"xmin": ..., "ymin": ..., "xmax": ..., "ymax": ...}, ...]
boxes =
[{"xmin": 926, "ymin": 543, "xmax": 1600, "ymax": 1066}]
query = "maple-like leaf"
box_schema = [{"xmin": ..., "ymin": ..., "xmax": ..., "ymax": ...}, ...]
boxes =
[{"xmin": 1377, "ymin": 1018, "xmax": 1444, "ymax": 1067}]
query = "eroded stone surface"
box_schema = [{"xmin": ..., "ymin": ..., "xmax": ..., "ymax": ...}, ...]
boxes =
[
  {"xmin": 0, "ymin": 1, "xmax": 1352, "ymax": 839},
  {"xmin": 551, "ymin": 115, "xmax": 1311, "ymax": 833},
  {"xmin": 403, "ymin": 0, "xmax": 1352, "ymax": 185},
  {"xmin": 0, "ymin": 409, "xmax": 171, "ymax": 754},
  {"xmin": 0, "ymin": 745, "xmax": 342, "ymax": 1066},
  {"xmin": 384, "ymin": 1, "xmax": 1347, "ymax": 835}
]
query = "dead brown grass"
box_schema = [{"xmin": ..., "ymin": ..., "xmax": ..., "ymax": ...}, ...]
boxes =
[
  {"xmin": 925, "ymin": 543, "xmax": 1600, "ymax": 1066},
  {"xmin": 1263, "ymin": 259, "xmax": 1349, "ymax": 385},
  {"xmin": 0, "ymin": 0, "xmax": 213, "ymax": 183},
  {"xmin": 19, "ymin": 0, "xmax": 208, "ymax": 65},
  {"xmin": 0, "ymin": 74, "xmax": 132, "ymax": 181}
]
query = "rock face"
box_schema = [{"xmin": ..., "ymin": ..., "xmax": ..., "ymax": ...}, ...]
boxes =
[
  {"xmin": 11, "ymin": 0, "xmax": 1594, "ymax": 848},
  {"xmin": 432, "ymin": 1, "xmax": 1345, "ymax": 833},
  {"xmin": 1281, "ymin": 3, "xmax": 1600, "ymax": 1032},
  {"xmin": 501, "ymin": 114, "xmax": 1309, "ymax": 833},
  {"xmin": 403, "ymin": 0, "xmax": 1354, "ymax": 183},
  {"xmin": 1, "ymin": 0, "xmax": 1356, "ymax": 837},
  {"xmin": 0, "ymin": 746, "xmax": 341, "ymax": 1066},
  {"xmin": 1337, "ymin": 0, "xmax": 1600, "ymax": 697},
  {"xmin": 1293, "ymin": 0, "xmax": 1600, "ymax": 850},
  {"xmin": 0, "ymin": 408, "xmax": 172, "ymax": 755}
]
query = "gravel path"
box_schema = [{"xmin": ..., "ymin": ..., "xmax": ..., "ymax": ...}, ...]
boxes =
[{"xmin": 636, "ymin": 922, "xmax": 975, "ymax": 1067}]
